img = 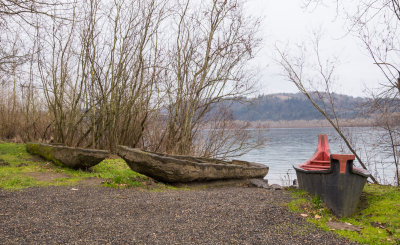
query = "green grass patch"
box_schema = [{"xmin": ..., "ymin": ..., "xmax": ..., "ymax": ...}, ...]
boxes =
[
  {"xmin": 288, "ymin": 184, "xmax": 400, "ymax": 244},
  {"xmin": 0, "ymin": 142, "xmax": 174, "ymax": 191}
]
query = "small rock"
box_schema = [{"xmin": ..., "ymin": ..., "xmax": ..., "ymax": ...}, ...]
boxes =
[
  {"xmin": 300, "ymin": 214, "xmax": 308, "ymax": 217},
  {"xmin": 0, "ymin": 159, "xmax": 10, "ymax": 166},
  {"xmin": 270, "ymin": 184, "xmax": 282, "ymax": 190},
  {"xmin": 386, "ymin": 228, "xmax": 393, "ymax": 235},
  {"xmin": 115, "ymin": 194, "xmax": 128, "ymax": 199},
  {"xmin": 250, "ymin": 179, "xmax": 269, "ymax": 189},
  {"xmin": 326, "ymin": 221, "xmax": 361, "ymax": 232},
  {"xmin": 315, "ymin": 214, "xmax": 321, "ymax": 219},
  {"xmin": 71, "ymin": 188, "xmax": 79, "ymax": 191}
]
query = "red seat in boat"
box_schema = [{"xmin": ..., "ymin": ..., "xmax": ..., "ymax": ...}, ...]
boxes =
[{"xmin": 300, "ymin": 134, "xmax": 331, "ymax": 171}]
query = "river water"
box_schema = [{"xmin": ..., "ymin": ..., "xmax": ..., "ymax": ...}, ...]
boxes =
[{"xmin": 235, "ymin": 127, "xmax": 398, "ymax": 186}]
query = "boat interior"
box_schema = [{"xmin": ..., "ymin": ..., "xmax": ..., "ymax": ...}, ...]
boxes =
[{"xmin": 299, "ymin": 134, "xmax": 331, "ymax": 171}]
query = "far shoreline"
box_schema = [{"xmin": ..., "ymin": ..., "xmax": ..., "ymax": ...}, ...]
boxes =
[{"xmin": 225, "ymin": 118, "xmax": 376, "ymax": 129}]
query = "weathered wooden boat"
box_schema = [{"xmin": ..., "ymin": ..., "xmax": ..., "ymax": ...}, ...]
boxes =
[
  {"xmin": 117, "ymin": 145, "xmax": 269, "ymax": 183},
  {"xmin": 26, "ymin": 143, "xmax": 109, "ymax": 169},
  {"xmin": 293, "ymin": 134, "xmax": 370, "ymax": 217}
]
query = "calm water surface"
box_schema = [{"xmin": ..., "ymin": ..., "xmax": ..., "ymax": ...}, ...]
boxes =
[{"xmin": 236, "ymin": 127, "xmax": 397, "ymax": 185}]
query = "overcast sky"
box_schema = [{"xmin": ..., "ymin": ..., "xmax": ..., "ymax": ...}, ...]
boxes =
[{"xmin": 244, "ymin": 0, "xmax": 384, "ymax": 97}]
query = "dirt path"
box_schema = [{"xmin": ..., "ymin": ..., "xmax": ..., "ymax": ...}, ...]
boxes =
[{"xmin": 0, "ymin": 186, "xmax": 354, "ymax": 244}]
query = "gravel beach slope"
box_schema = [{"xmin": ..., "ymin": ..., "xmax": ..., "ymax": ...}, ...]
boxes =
[{"xmin": 0, "ymin": 186, "xmax": 354, "ymax": 244}]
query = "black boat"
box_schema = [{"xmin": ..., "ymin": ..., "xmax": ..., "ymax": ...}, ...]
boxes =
[{"xmin": 293, "ymin": 134, "xmax": 370, "ymax": 217}]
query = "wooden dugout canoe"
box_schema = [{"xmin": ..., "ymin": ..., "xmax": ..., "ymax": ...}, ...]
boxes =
[
  {"xmin": 117, "ymin": 145, "xmax": 269, "ymax": 183},
  {"xmin": 293, "ymin": 134, "xmax": 370, "ymax": 217},
  {"xmin": 26, "ymin": 143, "xmax": 109, "ymax": 169}
]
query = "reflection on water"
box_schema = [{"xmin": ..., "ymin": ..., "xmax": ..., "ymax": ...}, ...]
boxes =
[{"xmin": 235, "ymin": 127, "xmax": 397, "ymax": 186}]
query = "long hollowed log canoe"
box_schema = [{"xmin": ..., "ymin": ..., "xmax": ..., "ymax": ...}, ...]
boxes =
[
  {"xmin": 26, "ymin": 143, "xmax": 109, "ymax": 170},
  {"xmin": 117, "ymin": 145, "xmax": 269, "ymax": 183},
  {"xmin": 293, "ymin": 134, "xmax": 370, "ymax": 217}
]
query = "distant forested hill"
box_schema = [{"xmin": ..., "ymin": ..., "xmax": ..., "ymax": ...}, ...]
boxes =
[{"xmin": 224, "ymin": 93, "xmax": 367, "ymax": 121}]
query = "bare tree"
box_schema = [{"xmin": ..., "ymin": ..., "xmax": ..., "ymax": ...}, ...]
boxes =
[
  {"xmin": 192, "ymin": 104, "xmax": 265, "ymax": 158},
  {"xmin": 0, "ymin": 0, "xmax": 68, "ymax": 74},
  {"xmin": 276, "ymin": 34, "xmax": 379, "ymax": 184},
  {"xmin": 0, "ymin": 1, "xmax": 64, "ymax": 141},
  {"xmin": 368, "ymin": 94, "xmax": 400, "ymax": 185},
  {"xmin": 298, "ymin": 0, "xmax": 400, "ymax": 185},
  {"xmin": 162, "ymin": 0, "xmax": 262, "ymax": 156},
  {"xmin": 301, "ymin": 1, "xmax": 400, "ymax": 103},
  {"xmin": 1, "ymin": 0, "xmax": 264, "ymax": 160},
  {"xmin": 36, "ymin": 0, "xmax": 168, "ymax": 152}
]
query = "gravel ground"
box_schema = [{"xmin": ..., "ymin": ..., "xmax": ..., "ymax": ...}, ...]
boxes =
[{"xmin": 0, "ymin": 186, "xmax": 354, "ymax": 244}]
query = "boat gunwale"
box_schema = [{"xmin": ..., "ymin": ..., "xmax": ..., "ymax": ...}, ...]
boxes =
[
  {"xmin": 117, "ymin": 145, "xmax": 268, "ymax": 170},
  {"xmin": 28, "ymin": 142, "xmax": 109, "ymax": 155},
  {"xmin": 293, "ymin": 163, "xmax": 371, "ymax": 178}
]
